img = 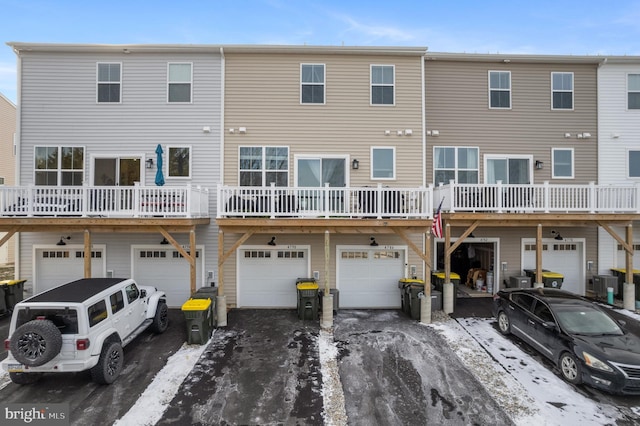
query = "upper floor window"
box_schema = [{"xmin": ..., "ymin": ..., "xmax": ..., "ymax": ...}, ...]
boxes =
[
  {"xmin": 371, "ymin": 65, "xmax": 394, "ymax": 105},
  {"xmin": 629, "ymin": 150, "xmax": 640, "ymax": 178},
  {"xmin": 239, "ymin": 146, "xmax": 289, "ymax": 186},
  {"xmin": 34, "ymin": 146, "xmax": 84, "ymax": 186},
  {"xmin": 485, "ymin": 155, "xmax": 531, "ymax": 184},
  {"xmin": 552, "ymin": 148, "xmax": 574, "ymax": 179},
  {"xmin": 97, "ymin": 63, "xmax": 121, "ymax": 103},
  {"xmin": 628, "ymin": 74, "xmax": 640, "ymax": 110},
  {"xmin": 371, "ymin": 147, "xmax": 395, "ymax": 179},
  {"xmin": 301, "ymin": 64, "xmax": 325, "ymax": 104},
  {"xmin": 0, "ymin": 177, "xmax": 4, "ymax": 185},
  {"xmin": 489, "ymin": 71, "xmax": 511, "ymax": 109},
  {"xmin": 167, "ymin": 146, "xmax": 191, "ymax": 178},
  {"xmin": 434, "ymin": 147, "xmax": 479, "ymax": 185},
  {"xmin": 551, "ymin": 72, "xmax": 573, "ymax": 110},
  {"xmin": 168, "ymin": 63, "xmax": 192, "ymax": 103}
]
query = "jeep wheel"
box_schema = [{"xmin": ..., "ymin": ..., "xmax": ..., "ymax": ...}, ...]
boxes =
[
  {"xmin": 9, "ymin": 372, "xmax": 43, "ymax": 385},
  {"xmin": 10, "ymin": 320, "xmax": 63, "ymax": 366},
  {"xmin": 91, "ymin": 341, "xmax": 124, "ymax": 385},
  {"xmin": 151, "ymin": 301, "xmax": 169, "ymax": 334}
]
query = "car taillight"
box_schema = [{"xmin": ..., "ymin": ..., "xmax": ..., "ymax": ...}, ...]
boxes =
[
  {"xmin": 76, "ymin": 339, "xmax": 90, "ymax": 350},
  {"xmin": 4, "ymin": 339, "xmax": 9, "ymax": 350}
]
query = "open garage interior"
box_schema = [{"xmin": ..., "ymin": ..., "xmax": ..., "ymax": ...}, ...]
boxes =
[{"xmin": 436, "ymin": 240, "xmax": 497, "ymax": 297}]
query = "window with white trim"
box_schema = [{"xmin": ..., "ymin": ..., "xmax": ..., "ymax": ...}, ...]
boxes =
[
  {"xmin": 97, "ymin": 63, "xmax": 121, "ymax": 103},
  {"xmin": 371, "ymin": 65, "xmax": 394, "ymax": 105},
  {"xmin": 433, "ymin": 147, "xmax": 479, "ymax": 185},
  {"xmin": 551, "ymin": 72, "xmax": 573, "ymax": 110},
  {"xmin": 35, "ymin": 146, "xmax": 84, "ymax": 186},
  {"xmin": 552, "ymin": 148, "xmax": 574, "ymax": 179},
  {"xmin": 489, "ymin": 71, "xmax": 511, "ymax": 109},
  {"xmin": 239, "ymin": 146, "xmax": 289, "ymax": 186},
  {"xmin": 629, "ymin": 74, "xmax": 640, "ymax": 109},
  {"xmin": 371, "ymin": 147, "xmax": 395, "ymax": 179},
  {"xmin": 485, "ymin": 155, "xmax": 531, "ymax": 184},
  {"xmin": 629, "ymin": 150, "xmax": 640, "ymax": 178},
  {"xmin": 0, "ymin": 177, "xmax": 4, "ymax": 185},
  {"xmin": 167, "ymin": 146, "xmax": 191, "ymax": 178},
  {"xmin": 168, "ymin": 63, "xmax": 192, "ymax": 103},
  {"xmin": 301, "ymin": 64, "xmax": 325, "ymax": 104}
]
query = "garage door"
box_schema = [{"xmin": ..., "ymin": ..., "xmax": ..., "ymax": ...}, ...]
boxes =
[
  {"xmin": 132, "ymin": 246, "xmax": 204, "ymax": 308},
  {"xmin": 338, "ymin": 246, "xmax": 406, "ymax": 308},
  {"xmin": 522, "ymin": 239, "xmax": 584, "ymax": 295},
  {"xmin": 237, "ymin": 246, "xmax": 310, "ymax": 308},
  {"xmin": 34, "ymin": 245, "xmax": 106, "ymax": 294}
]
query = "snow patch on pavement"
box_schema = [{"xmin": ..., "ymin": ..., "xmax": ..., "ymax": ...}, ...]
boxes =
[{"xmin": 318, "ymin": 329, "xmax": 347, "ymax": 426}]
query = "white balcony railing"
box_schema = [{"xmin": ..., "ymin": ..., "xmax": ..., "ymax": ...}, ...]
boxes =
[
  {"xmin": 434, "ymin": 180, "xmax": 640, "ymax": 213},
  {"xmin": 0, "ymin": 184, "xmax": 209, "ymax": 218},
  {"xmin": 217, "ymin": 183, "xmax": 434, "ymax": 219}
]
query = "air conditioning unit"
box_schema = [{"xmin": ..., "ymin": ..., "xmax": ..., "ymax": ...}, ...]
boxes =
[{"xmin": 593, "ymin": 275, "xmax": 619, "ymax": 298}]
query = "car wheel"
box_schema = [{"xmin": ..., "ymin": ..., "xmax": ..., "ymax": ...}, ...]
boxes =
[
  {"xmin": 497, "ymin": 311, "xmax": 511, "ymax": 335},
  {"xmin": 91, "ymin": 341, "xmax": 124, "ymax": 385},
  {"xmin": 9, "ymin": 372, "xmax": 43, "ymax": 385},
  {"xmin": 559, "ymin": 352, "xmax": 582, "ymax": 385},
  {"xmin": 10, "ymin": 320, "xmax": 63, "ymax": 367},
  {"xmin": 151, "ymin": 302, "xmax": 169, "ymax": 334}
]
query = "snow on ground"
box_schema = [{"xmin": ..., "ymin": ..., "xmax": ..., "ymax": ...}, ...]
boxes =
[
  {"xmin": 318, "ymin": 328, "xmax": 347, "ymax": 426},
  {"xmin": 430, "ymin": 316, "xmax": 632, "ymax": 426},
  {"xmin": 113, "ymin": 332, "xmax": 213, "ymax": 426}
]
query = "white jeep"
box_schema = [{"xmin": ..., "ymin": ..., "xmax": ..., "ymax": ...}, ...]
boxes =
[{"xmin": 1, "ymin": 277, "xmax": 168, "ymax": 385}]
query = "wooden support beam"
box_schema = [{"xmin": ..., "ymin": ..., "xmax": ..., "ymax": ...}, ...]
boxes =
[
  {"xmin": 219, "ymin": 227, "xmax": 257, "ymax": 265},
  {"xmin": 155, "ymin": 226, "xmax": 191, "ymax": 260},
  {"xmin": 324, "ymin": 230, "xmax": 330, "ymax": 296},
  {"xmin": 218, "ymin": 230, "xmax": 225, "ymax": 296},
  {"xmin": 189, "ymin": 229, "xmax": 196, "ymax": 294},
  {"xmin": 392, "ymin": 227, "xmax": 431, "ymax": 268},
  {"xmin": 84, "ymin": 229, "xmax": 91, "ymax": 278},
  {"xmin": 598, "ymin": 221, "xmax": 633, "ymax": 253},
  {"xmin": 536, "ymin": 224, "xmax": 543, "ymax": 287},
  {"xmin": 0, "ymin": 226, "xmax": 20, "ymax": 247}
]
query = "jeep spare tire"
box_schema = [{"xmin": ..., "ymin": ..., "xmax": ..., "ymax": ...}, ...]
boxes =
[{"xmin": 10, "ymin": 320, "xmax": 63, "ymax": 366}]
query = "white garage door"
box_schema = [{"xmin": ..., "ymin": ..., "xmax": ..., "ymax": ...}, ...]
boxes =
[
  {"xmin": 34, "ymin": 245, "xmax": 106, "ymax": 294},
  {"xmin": 132, "ymin": 246, "xmax": 204, "ymax": 308},
  {"xmin": 237, "ymin": 246, "xmax": 310, "ymax": 308},
  {"xmin": 522, "ymin": 239, "xmax": 584, "ymax": 295},
  {"xmin": 338, "ymin": 246, "xmax": 406, "ymax": 308}
]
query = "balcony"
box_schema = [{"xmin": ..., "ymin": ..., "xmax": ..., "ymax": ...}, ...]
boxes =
[
  {"xmin": 0, "ymin": 184, "xmax": 210, "ymax": 218},
  {"xmin": 434, "ymin": 181, "xmax": 640, "ymax": 214},
  {"xmin": 217, "ymin": 184, "xmax": 433, "ymax": 219}
]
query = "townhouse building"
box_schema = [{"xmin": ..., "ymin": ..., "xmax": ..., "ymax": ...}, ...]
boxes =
[{"xmin": 0, "ymin": 92, "xmax": 16, "ymax": 265}]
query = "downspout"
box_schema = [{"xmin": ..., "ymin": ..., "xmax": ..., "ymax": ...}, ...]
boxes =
[
  {"xmin": 421, "ymin": 51, "xmax": 427, "ymax": 188},
  {"xmin": 219, "ymin": 47, "xmax": 225, "ymax": 186},
  {"xmin": 13, "ymin": 45, "xmax": 22, "ymax": 280}
]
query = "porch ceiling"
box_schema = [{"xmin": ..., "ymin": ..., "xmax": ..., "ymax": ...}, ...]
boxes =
[{"xmin": 216, "ymin": 218, "xmax": 431, "ymax": 234}]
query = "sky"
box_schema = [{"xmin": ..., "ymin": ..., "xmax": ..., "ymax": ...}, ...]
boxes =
[{"xmin": 1, "ymin": 0, "xmax": 639, "ymax": 104}]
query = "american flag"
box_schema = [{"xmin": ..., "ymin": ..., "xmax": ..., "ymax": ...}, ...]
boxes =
[{"xmin": 432, "ymin": 198, "xmax": 444, "ymax": 238}]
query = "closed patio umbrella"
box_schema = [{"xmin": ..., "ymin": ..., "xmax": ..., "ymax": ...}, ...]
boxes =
[{"xmin": 155, "ymin": 144, "xmax": 165, "ymax": 186}]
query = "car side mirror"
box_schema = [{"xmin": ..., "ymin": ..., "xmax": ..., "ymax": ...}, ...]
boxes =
[
  {"xmin": 542, "ymin": 321, "xmax": 557, "ymax": 330},
  {"xmin": 140, "ymin": 289, "xmax": 147, "ymax": 298}
]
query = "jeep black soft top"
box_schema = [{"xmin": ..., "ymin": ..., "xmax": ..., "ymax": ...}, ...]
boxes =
[{"xmin": 27, "ymin": 278, "xmax": 132, "ymax": 303}]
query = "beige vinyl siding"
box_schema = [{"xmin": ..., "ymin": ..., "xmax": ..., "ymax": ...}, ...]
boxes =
[
  {"xmin": 425, "ymin": 60, "xmax": 598, "ymax": 184},
  {"xmin": 224, "ymin": 53, "xmax": 424, "ymax": 187},
  {"xmin": 0, "ymin": 94, "xmax": 16, "ymax": 264}
]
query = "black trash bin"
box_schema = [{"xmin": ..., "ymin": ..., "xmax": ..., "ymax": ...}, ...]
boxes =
[
  {"xmin": 296, "ymin": 278, "xmax": 319, "ymax": 320},
  {"xmin": 610, "ymin": 268, "xmax": 640, "ymax": 302},
  {"xmin": 181, "ymin": 298, "xmax": 213, "ymax": 345},
  {"xmin": 432, "ymin": 272, "xmax": 460, "ymax": 309},
  {"xmin": 399, "ymin": 278, "xmax": 426, "ymax": 319},
  {"xmin": 523, "ymin": 269, "xmax": 563, "ymax": 288},
  {"xmin": 0, "ymin": 285, "xmax": 7, "ymax": 316},
  {"xmin": 2, "ymin": 279, "xmax": 26, "ymax": 311}
]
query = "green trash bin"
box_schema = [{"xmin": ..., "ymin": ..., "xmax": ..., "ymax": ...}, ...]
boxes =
[
  {"xmin": 296, "ymin": 278, "xmax": 319, "ymax": 320},
  {"xmin": 1, "ymin": 279, "xmax": 26, "ymax": 311},
  {"xmin": 431, "ymin": 271, "xmax": 460, "ymax": 309},
  {"xmin": 191, "ymin": 286, "xmax": 218, "ymax": 327},
  {"xmin": 181, "ymin": 298, "xmax": 213, "ymax": 344},
  {"xmin": 523, "ymin": 269, "xmax": 563, "ymax": 288},
  {"xmin": 399, "ymin": 278, "xmax": 426, "ymax": 320}
]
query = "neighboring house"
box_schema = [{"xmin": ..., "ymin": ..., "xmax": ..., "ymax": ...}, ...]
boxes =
[
  {"xmin": 216, "ymin": 46, "xmax": 432, "ymax": 312},
  {"xmin": 0, "ymin": 43, "xmax": 218, "ymax": 308},
  {"xmin": 425, "ymin": 53, "xmax": 638, "ymax": 310},
  {"xmin": 597, "ymin": 58, "xmax": 640, "ymax": 282},
  {"xmin": 0, "ymin": 92, "xmax": 16, "ymax": 265}
]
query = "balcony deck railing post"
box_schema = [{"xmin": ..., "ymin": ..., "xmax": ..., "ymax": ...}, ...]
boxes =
[
  {"xmin": 496, "ymin": 181, "xmax": 503, "ymax": 213},
  {"xmin": 589, "ymin": 182, "xmax": 596, "ymax": 214},
  {"xmin": 543, "ymin": 181, "xmax": 550, "ymax": 213}
]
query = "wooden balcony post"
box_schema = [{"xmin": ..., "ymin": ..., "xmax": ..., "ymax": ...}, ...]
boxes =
[
  {"xmin": 84, "ymin": 229, "xmax": 91, "ymax": 278},
  {"xmin": 624, "ymin": 224, "xmax": 636, "ymax": 311}
]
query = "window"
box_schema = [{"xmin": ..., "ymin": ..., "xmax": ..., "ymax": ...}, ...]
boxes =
[
  {"xmin": 551, "ymin": 72, "xmax": 573, "ymax": 110},
  {"xmin": 489, "ymin": 71, "xmax": 511, "ymax": 109},
  {"xmin": 371, "ymin": 147, "xmax": 395, "ymax": 179},
  {"xmin": 486, "ymin": 156, "xmax": 531, "ymax": 184},
  {"xmin": 97, "ymin": 63, "xmax": 121, "ymax": 103},
  {"xmin": 371, "ymin": 65, "xmax": 394, "ymax": 105},
  {"xmin": 629, "ymin": 74, "xmax": 640, "ymax": 110},
  {"xmin": 629, "ymin": 150, "xmax": 640, "ymax": 178},
  {"xmin": 167, "ymin": 146, "xmax": 191, "ymax": 178},
  {"xmin": 301, "ymin": 64, "xmax": 325, "ymax": 104},
  {"xmin": 168, "ymin": 63, "xmax": 192, "ymax": 103},
  {"xmin": 297, "ymin": 157, "xmax": 346, "ymax": 187},
  {"xmin": 110, "ymin": 291, "xmax": 125, "ymax": 314},
  {"xmin": 88, "ymin": 300, "xmax": 108, "ymax": 327},
  {"xmin": 0, "ymin": 177, "xmax": 4, "ymax": 185},
  {"xmin": 239, "ymin": 146, "xmax": 289, "ymax": 186},
  {"xmin": 35, "ymin": 146, "xmax": 84, "ymax": 186},
  {"xmin": 511, "ymin": 293, "xmax": 534, "ymax": 311},
  {"xmin": 125, "ymin": 284, "xmax": 140, "ymax": 304},
  {"xmin": 552, "ymin": 148, "xmax": 574, "ymax": 179},
  {"xmin": 433, "ymin": 147, "xmax": 479, "ymax": 185}
]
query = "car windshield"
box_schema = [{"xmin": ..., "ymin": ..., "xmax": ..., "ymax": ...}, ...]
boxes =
[{"xmin": 554, "ymin": 305, "xmax": 623, "ymax": 336}]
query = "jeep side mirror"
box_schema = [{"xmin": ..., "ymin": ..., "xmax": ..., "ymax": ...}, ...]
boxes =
[{"xmin": 140, "ymin": 289, "xmax": 147, "ymax": 298}]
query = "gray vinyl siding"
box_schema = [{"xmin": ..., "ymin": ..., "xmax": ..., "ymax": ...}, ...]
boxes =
[
  {"xmin": 16, "ymin": 50, "xmax": 222, "ymax": 286},
  {"xmin": 224, "ymin": 53, "xmax": 424, "ymax": 187},
  {"xmin": 425, "ymin": 60, "xmax": 598, "ymax": 184}
]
